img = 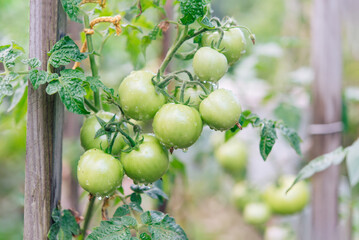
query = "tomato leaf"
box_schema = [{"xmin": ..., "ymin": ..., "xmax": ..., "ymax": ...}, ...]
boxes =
[
  {"xmin": 276, "ymin": 122, "xmax": 302, "ymax": 155},
  {"xmin": 129, "ymin": 193, "xmax": 143, "ymax": 212},
  {"xmin": 259, "ymin": 120, "xmax": 277, "ymax": 161},
  {"xmin": 286, "ymin": 147, "xmax": 347, "ymax": 193},
  {"xmin": 28, "ymin": 69, "xmax": 49, "ymax": 90},
  {"xmin": 140, "ymin": 211, "xmax": 188, "ymax": 240},
  {"xmin": 0, "ymin": 81, "xmax": 14, "ymax": 103},
  {"xmin": 0, "ymin": 42, "xmax": 24, "ymax": 68},
  {"xmin": 197, "ymin": 16, "xmax": 215, "ymax": 29},
  {"xmin": 113, "ymin": 205, "xmax": 131, "ymax": 218},
  {"xmin": 46, "ymin": 69, "xmax": 90, "ymax": 114},
  {"xmin": 22, "ymin": 57, "xmax": 41, "ymax": 69},
  {"xmin": 346, "ymin": 138, "xmax": 359, "ymax": 186},
  {"xmin": 48, "ymin": 36, "xmax": 87, "ymax": 68},
  {"xmin": 179, "ymin": 0, "xmax": 208, "ymax": 25},
  {"xmin": 60, "ymin": 0, "xmax": 83, "ymax": 23},
  {"xmin": 48, "ymin": 208, "xmax": 80, "ymax": 240},
  {"xmin": 87, "ymin": 216, "xmax": 137, "ymax": 240},
  {"xmin": 85, "ymin": 76, "xmax": 114, "ymax": 95},
  {"xmin": 140, "ymin": 232, "xmax": 152, "ymax": 240}
]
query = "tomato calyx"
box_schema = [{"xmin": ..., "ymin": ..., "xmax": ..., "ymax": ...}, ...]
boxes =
[{"xmin": 94, "ymin": 114, "xmax": 144, "ymax": 154}]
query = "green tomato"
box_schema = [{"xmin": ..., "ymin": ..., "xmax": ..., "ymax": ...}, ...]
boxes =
[
  {"xmin": 174, "ymin": 86, "xmax": 205, "ymax": 110},
  {"xmin": 121, "ymin": 135, "xmax": 169, "ymax": 184},
  {"xmin": 118, "ymin": 70, "xmax": 166, "ymax": 120},
  {"xmin": 193, "ymin": 47, "xmax": 228, "ymax": 82},
  {"xmin": 202, "ymin": 28, "xmax": 246, "ymax": 65},
  {"xmin": 215, "ymin": 138, "xmax": 247, "ymax": 175},
  {"xmin": 77, "ymin": 149, "xmax": 124, "ymax": 196},
  {"xmin": 153, "ymin": 103, "xmax": 203, "ymax": 149},
  {"xmin": 243, "ymin": 202, "xmax": 271, "ymax": 225},
  {"xmin": 264, "ymin": 225, "xmax": 295, "ymax": 240},
  {"xmin": 264, "ymin": 175, "xmax": 310, "ymax": 215},
  {"xmin": 200, "ymin": 89, "xmax": 242, "ymax": 131},
  {"xmin": 80, "ymin": 111, "xmax": 126, "ymax": 155}
]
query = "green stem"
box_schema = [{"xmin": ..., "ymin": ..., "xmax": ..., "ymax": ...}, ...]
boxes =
[
  {"xmin": 47, "ymin": 60, "xmax": 52, "ymax": 74},
  {"xmin": 0, "ymin": 70, "xmax": 30, "ymax": 76},
  {"xmin": 84, "ymin": 14, "xmax": 101, "ymax": 109},
  {"xmin": 80, "ymin": 196, "xmax": 96, "ymax": 239},
  {"xmin": 159, "ymin": 25, "xmax": 189, "ymax": 75},
  {"xmin": 84, "ymin": 98, "xmax": 99, "ymax": 113}
]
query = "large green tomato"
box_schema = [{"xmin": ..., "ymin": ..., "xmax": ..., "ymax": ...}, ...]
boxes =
[
  {"xmin": 153, "ymin": 103, "xmax": 203, "ymax": 149},
  {"xmin": 121, "ymin": 135, "xmax": 169, "ymax": 184},
  {"xmin": 193, "ymin": 47, "xmax": 228, "ymax": 82},
  {"xmin": 118, "ymin": 71, "xmax": 166, "ymax": 120},
  {"xmin": 174, "ymin": 86, "xmax": 205, "ymax": 110},
  {"xmin": 263, "ymin": 175, "xmax": 310, "ymax": 215},
  {"xmin": 215, "ymin": 138, "xmax": 247, "ymax": 175},
  {"xmin": 199, "ymin": 89, "xmax": 242, "ymax": 131},
  {"xmin": 243, "ymin": 202, "xmax": 271, "ymax": 225},
  {"xmin": 80, "ymin": 111, "xmax": 126, "ymax": 155},
  {"xmin": 202, "ymin": 28, "xmax": 246, "ymax": 65},
  {"xmin": 77, "ymin": 149, "xmax": 124, "ymax": 196}
]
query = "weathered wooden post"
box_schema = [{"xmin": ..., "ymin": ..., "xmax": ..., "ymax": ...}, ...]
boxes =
[
  {"xmin": 310, "ymin": 0, "xmax": 342, "ymax": 239},
  {"xmin": 24, "ymin": 0, "xmax": 66, "ymax": 239}
]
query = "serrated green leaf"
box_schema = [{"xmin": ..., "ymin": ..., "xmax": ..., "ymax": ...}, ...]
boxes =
[
  {"xmin": 48, "ymin": 36, "xmax": 87, "ymax": 68},
  {"xmin": 144, "ymin": 186, "xmax": 168, "ymax": 200},
  {"xmin": 60, "ymin": 0, "xmax": 82, "ymax": 23},
  {"xmin": 113, "ymin": 205, "xmax": 131, "ymax": 217},
  {"xmin": 259, "ymin": 120, "xmax": 277, "ymax": 160},
  {"xmin": 129, "ymin": 193, "xmax": 143, "ymax": 212},
  {"xmin": 46, "ymin": 69, "xmax": 89, "ymax": 114},
  {"xmin": 22, "ymin": 58, "xmax": 41, "ymax": 69},
  {"xmin": 4, "ymin": 72, "xmax": 19, "ymax": 82},
  {"xmin": 287, "ymin": 147, "xmax": 346, "ymax": 193},
  {"xmin": 141, "ymin": 211, "xmax": 188, "ymax": 240},
  {"xmin": 48, "ymin": 209, "xmax": 80, "ymax": 240},
  {"xmin": 346, "ymin": 138, "xmax": 359, "ymax": 186},
  {"xmin": 0, "ymin": 43, "xmax": 24, "ymax": 68},
  {"xmin": 179, "ymin": 0, "xmax": 207, "ymax": 25},
  {"xmin": 0, "ymin": 82, "xmax": 14, "ymax": 103},
  {"xmin": 85, "ymin": 76, "xmax": 114, "ymax": 95},
  {"xmin": 87, "ymin": 216, "xmax": 137, "ymax": 240},
  {"xmin": 29, "ymin": 69, "xmax": 48, "ymax": 89},
  {"xmin": 277, "ymin": 123, "xmax": 302, "ymax": 155},
  {"xmin": 197, "ymin": 16, "xmax": 215, "ymax": 29}
]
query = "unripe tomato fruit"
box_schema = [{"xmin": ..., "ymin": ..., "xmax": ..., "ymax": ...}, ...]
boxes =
[
  {"xmin": 193, "ymin": 47, "xmax": 228, "ymax": 82},
  {"xmin": 77, "ymin": 149, "xmax": 124, "ymax": 196},
  {"xmin": 202, "ymin": 28, "xmax": 246, "ymax": 65},
  {"xmin": 118, "ymin": 71, "xmax": 166, "ymax": 120},
  {"xmin": 215, "ymin": 138, "xmax": 247, "ymax": 174},
  {"xmin": 263, "ymin": 175, "xmax": 310, "ymax": 215},
  {"xmin": 243, "ymin": 202, "xmax": 271, "ymax": 225},
  {"xmin": 174, "ymin": 86, "xmax": 205, "ymax": 110},
  {"xmin": 121, "ymin": 135, "xmax": 169, "ymax": 184},
  {"xmin": 80, "ymin": 111, "xmax": 126, "ymax": 155},
  {"xmin": 153, "ymin": 103, "xmax": 203, "ymax": 149},
  {"xmin": 199, "ymin": 89, "xmax": 242, "ymax": 131}
]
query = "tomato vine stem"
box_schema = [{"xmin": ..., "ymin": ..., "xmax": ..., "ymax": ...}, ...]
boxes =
[
  {"xmin": 84, "ymin": 98, "xmax": 99, "ymax": 113},
  {"xmin": 84, "ymin": 14, "xmax": 102, "ymax": 109},
  {"xmin": 80, "ymin": 195, "xmax": 96, "ymax": 239}
]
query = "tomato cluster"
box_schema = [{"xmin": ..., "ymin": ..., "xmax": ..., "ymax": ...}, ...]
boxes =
[{"xmin": 77, "ymin": 26, "xmax": 249, "ymax": 197}]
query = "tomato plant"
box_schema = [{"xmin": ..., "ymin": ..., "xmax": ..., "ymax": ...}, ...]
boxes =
[
  {"xmin": 0, "ymin": 0, "xmax": 307, "ymax": 238},
  {"xmin": 243, "ymin": 202, "xmax": 271, "ymax": 225},
  {"xmin": 80, "ymin": 111, "xmax": 126, "ymax": 154}
]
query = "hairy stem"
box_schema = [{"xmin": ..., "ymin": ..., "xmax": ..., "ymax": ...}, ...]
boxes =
[
  {"xmin": 84, "ymin": 98, "xmax": 99, "ymax": 113},
  {"xmin": 84, "ymin": 14, "xmax": 101, "ymax": 109},
  {"xmin": 159, "ymin": 25, "xmax": 189, "ymax": 75},
  {"xmin": 80, "ymin": 195, "xmax": 96, "ymax": 239}
]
